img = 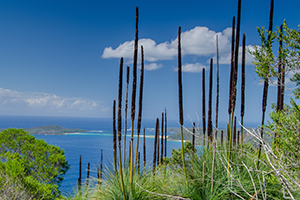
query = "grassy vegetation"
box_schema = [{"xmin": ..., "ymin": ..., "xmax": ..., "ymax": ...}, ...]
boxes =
[
  {"xmin": 58, "ymin": 129, "xmax": 300, "ymax": 199},
  {"xmin": 3, "ymin": 0, "xmax": 300, "ymax": 199}
]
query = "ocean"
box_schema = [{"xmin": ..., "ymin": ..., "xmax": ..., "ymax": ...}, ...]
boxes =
[
  {"xmin": 0, "ymin": 115, "xmax": 183, "ymax": 195},
  {"xmin": 0, "ymin": 115, "xmax": 259, "ymax": 195}
]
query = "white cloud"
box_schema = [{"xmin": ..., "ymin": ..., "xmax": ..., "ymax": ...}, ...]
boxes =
[
  {"xmin": 102, "ymin": 39, "xmax": 176, "ymax": 62},
  {"xmin": 102, "ymin": 26, "xmax": 233, "ymax": 61},
  {"xmin": 180, "ymin": 63, "xmax": 208, "ymax": 73},
  {"xmin": 0, "ymin": 88, "xmax": 103, "ymax": 112},
  {"xmin": 217, "ymin": 45, "xmax": 255, "ymax": 65},
  {"xmin": 144, "ymin": 63, "xmax": 163, "ymax": 71},
  {"xmin": 102, "ymin": 26, "xmax": 255, "ymax": 71}
]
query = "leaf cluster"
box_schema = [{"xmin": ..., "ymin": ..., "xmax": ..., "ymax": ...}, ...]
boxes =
[
  {"xmin": 250, "ymin": 21, "xmax": 300, "ymax": 98},
  {"xmin": 0, "ymin": 128, "xmax": 69, "ymax": 199}
]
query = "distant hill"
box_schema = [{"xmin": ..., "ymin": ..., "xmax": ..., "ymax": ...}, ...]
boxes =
[{"xmin": 0, "ymin": 125, "xmax": 86, "ymax": 135}]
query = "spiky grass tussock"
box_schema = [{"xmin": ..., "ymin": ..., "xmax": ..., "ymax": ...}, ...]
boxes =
[{"xmin": 60, "ymin": 127, "xmax": 299, "ymax": 200}]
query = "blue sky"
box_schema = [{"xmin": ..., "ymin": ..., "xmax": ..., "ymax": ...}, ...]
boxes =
[{"xmin": 0, "ymin": 0, "xmax": 299, "ymax": 125}]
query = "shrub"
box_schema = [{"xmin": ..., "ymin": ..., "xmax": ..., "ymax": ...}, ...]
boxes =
[{"xmin": 0, "ymin": 128, "xmax": 69, "ymax": 199}]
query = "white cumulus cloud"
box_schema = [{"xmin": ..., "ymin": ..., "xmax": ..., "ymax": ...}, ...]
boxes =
[
  {"xmin": 102, "ymin": 26, "xmax": 255, "ymax": 71},
  {"xmin": 144, "ymin": 63, "xmax": 163, "ymax": 71},
  {"xmin": 180, "ymin": 63, "xmax": 208, "ymax": 73}
]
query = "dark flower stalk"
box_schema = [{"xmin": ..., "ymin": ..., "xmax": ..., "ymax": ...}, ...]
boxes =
[
  {"xmin": 123, "ymin": 66, "xmax": 130, "ymax": 167},
  {"xmin": 117, "ymin": 57, "xmax": 126, "ymax": 200},
  {"xmin": 202, "ymin": 68, "xmax": 206, "ymax": 147},
  {"xmin": 143, "ymin": 127, "xmax": 146, "ymax": 167},
  {"xmin": 160, "ymin": 112, "xmax": 164, "ymax": 164},
  {"xmin": 137, "ymin": 152, "xmax": 140, "ymax": 174},
  {"xmin": 228, "ymin": 16, "xmax": 236, "ymax": 136},
  {"xmin": 164, "ymin": 108, "xmax": 167, "ymax": 180},
  {"xmin": 134, "ymin": 45, "xmax": 144, "ymax": 173},
  {"xmin": 221, "ymin": 130, "xmax": 224, "ymax": 146},
  {"xmin": 207, "ymin": 58, "xmax": 213, "ymax": 148},
  {"xmin": 78, "ymin": 155, "xmax": 81, "ymax": 193},
  {"xmin": 153, "ymin": 118, "xmax": 159, "ymax": 175},
  {"xmin": 86, "ymin": 163, "xmax": 90, "ymax": 187},
  {"xmin": 157, "ymin": 125, "xmax": 160, "ymax": 166},
  {"xmin": 214, "ymin": 35, "xmax": 220, "ymax": 142},
  {"xmin": 233, "ymin": 116, "xmax": 236, "ymax": 146},
  {"xmin": 231, "ymin": 0, "xmax": 241, "ymax": 114},
  {"xmin": 237, "ymin": 130, "xmax": 240, "ymax": 146},
  {"xmin": 130, "ymin": 6, "xmax": 139, "ymax": 185},
  {"xmin": 113, "ymin": 100, "xmax": 118, "ymax": 178},
  {"xmin": 258, "ymin": 0, "xmax": 274, "ymax": 166},
  {"xmin": 228, "ymin": 0, "xmax": 241, "ymax": 172},
  {"xmin": 241, "ymin": 33, "xmax": 246, "ymax": 149},
  {"xmin": 280, "ymin": 28, "xmax": 285, "ymax": 110},
  {"xmin": 192, "ymin": 122, "xmax": 195, "ymax": 153},
  {"xmin": 100, "ymin": 150, "xmax": 103, "ymax": 187},
  {"xmin": 277, "ymin": 30, "xmax": 282, "ymax": 113},
  {"xmin": 178, "ymin": 26, "xmax": 187, "ymax": 183}
]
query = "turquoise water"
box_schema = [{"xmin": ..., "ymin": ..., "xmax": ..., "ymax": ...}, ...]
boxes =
[
  {"xmin": 36, "ymin": 132, "xmax": 182, "ymax": 195},
  {"xmin": 0, "ymin": 115, "xmax": 259, "ymax": 195}
]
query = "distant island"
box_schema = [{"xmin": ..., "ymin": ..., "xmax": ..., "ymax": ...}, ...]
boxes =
[{"xmin": 0, "ymin": 125, "xmax": 86, "ymax": 135}]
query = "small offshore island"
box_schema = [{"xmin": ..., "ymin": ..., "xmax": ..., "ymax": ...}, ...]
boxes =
[{"xmin": 0, "ymin": 125, "xmax": 87, "ymax": 135}]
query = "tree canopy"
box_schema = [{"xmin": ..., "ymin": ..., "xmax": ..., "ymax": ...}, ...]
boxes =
[{"xmin": 0, "ymin": 128, "xmax": 69, "ymax": 199}]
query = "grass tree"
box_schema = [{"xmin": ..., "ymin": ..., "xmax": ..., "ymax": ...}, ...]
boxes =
[
  {"xmin": 123, "ymin": 66, "xmax": 130, "ymax": 167},
  {"xmin": 134, "ymin": 45, "xmax": 145, "ymax": 173},
  {"xmin": 257, "ymin": 0, "xmax": 274, "ymax": 165},
  {"xmin": 177, "ymin": 26, "xmax": 187, "ymax": 183},
  {"xmin": 241, "ymin": 33, "xmax": 246, "ymax": 149},
  {"xmin": 117, "ymin": 57, "xmax": 126, "ymax": 200},
  {"xmin": 130, "ymin": 6, "xmax": 139, "ymax": 185}
]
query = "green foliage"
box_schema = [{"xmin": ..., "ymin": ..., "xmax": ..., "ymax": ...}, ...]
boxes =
[
  {"xmin": 267, "ymin": 99, "xmax": 300, "ymax": 169},
  {"xmin": 167, "ymin": 141, "xmax": 196, "ymax": 169},
  {"xmin": 250, "ymin": 21, "xmax": 300, "ymax": 98},
  {"xmin": 0, "ymin": 128, "xmax": 69, "ymax": 199},
  {"xmin": 251, "ymin": 26, "xmax": 277, "ymax": 79}
]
